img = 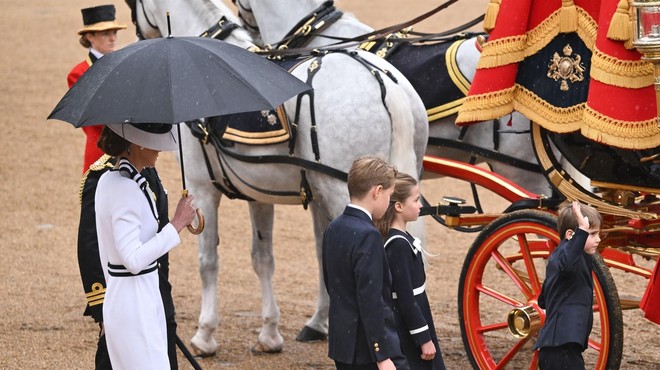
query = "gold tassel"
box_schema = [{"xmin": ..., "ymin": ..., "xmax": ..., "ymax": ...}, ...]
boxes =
[
  {"xmin": 559, "ymin": 0, "xmax": 578, "ymax": 33},
  {"xmin": 484, "ymin": 0, "xmax": 500, "ymax": 33},
  {"xmin": 607, "ymin": 0, "xmax": 632, "ymax": 42}
]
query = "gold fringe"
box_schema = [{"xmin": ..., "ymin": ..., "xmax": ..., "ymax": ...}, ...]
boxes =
[
  {"xmin": 478, "ymin": 7, "xmax": 597, "ymax": 69},
  {"xmin": 513, "ymin": 85, "xmax": 584, "ymax": 132},
  {"xmin": 590, "ymin": 47, "xmax": 655, "ymax": 88},
  {"xmin": 560, "ymin": 0, "xmax": 578, "ymax": 33},
  {"xmin": 607, "ymin": 0, "xmax": 631, "ymax": 42},
  {"xmin": 526, "ymin": 7, "xmax": 597, "ymax": 57},
  {"xmin": 582, "ymin": 105, "xmax": 660, "ymax": 149},
  {"xmin": 455, "ymin": 87, "xmax": 515, "ymax": 124},
  {"xmin": 483, "ymin": 0, "xmax": 500, "ymax": 33},
  {"xmin": 477, "ymin": 35, "xmax": 526, "ymax": 69},
  {"xmin": 524, "ymin": 13, "xmax": 561, "ymax": 58},
  {"xmin": 576, "ymin": 8, "xmax": 598, "ymax": 50}
]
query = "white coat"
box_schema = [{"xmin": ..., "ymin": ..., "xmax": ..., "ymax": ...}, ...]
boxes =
[{"xmin": 95, "ymin": 166, "xmax": 180, "ymax": 370}]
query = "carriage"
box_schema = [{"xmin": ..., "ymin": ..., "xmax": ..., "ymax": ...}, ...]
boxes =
[{"xmin": 125, "ymin": 0, "xmax": 660, "ymax": 368}]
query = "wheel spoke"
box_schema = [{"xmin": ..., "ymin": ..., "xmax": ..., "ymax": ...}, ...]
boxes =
[
  {"xmin": 492, "ymin": 249, "xmax": 534, "ymax": 299},
  {"xmin": 476, "ymin": 283, "xmax": 523, "ymax": 307},
  {"xmin": 529, "ymin": 351, "xmax": 539, "ymax": 370},
  {"xmin": 494, "ymin": 336, "xmax": 530, "ymax": 369},
  {"xmin": 516, "ymin": 233, "xmax": 543, "ymax": 293},
  {"xmin": 588, "ymin": 337, "xmax": 602, "ymax": 352},
  {"xmin": 477, "ymin": 320, "xmax": 509, "ymax": 334}
]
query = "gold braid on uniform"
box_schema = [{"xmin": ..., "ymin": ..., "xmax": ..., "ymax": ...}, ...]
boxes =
[{"xmin": 78, "ymin": 154, "xmax": 114, "ymax": 203}]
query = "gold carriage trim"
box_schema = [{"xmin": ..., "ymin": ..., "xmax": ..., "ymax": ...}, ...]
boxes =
[
  {"xmin": 590, "ymin": 47, "xmax": 654, "ymax": 89},
  {"xmin": 427, "ymin": 98, "xmax": 465, "ymax": 122},
  {"xmin": 423, "ymin": 40, "xmax": 472, "ymax": 122},
  {"xmin": 446, "ymin": 40, "xmax": 471, "ymax": 95},
  {"xmin": 532, "ymin": 124, "xmax": 658, "ymax": 220},
  {"xmin": 478, "ymin": 7, "xmax": 598, "ymax": 70},
  {"xmin": 86, "ymin": 282, "xmax": 106, "ymax": 307},
  {"xmin": 221, "ymin": 106, "xmax": 290, "ymax": 145},
  {"xmin": 582, "ymin": 105, "xmax": 660, "ymax": 149},
  {"xmin": 454, "ymin": 87, "xmax": 515, "ymax": 124}
]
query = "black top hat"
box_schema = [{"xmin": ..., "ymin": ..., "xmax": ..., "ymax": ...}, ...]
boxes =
[{"xmin": 78, "ymin": 5, "xmax": 127, "ymax": 35}]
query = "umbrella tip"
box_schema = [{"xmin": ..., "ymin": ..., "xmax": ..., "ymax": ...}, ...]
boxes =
[{"xmin": 166, "ymin": 12, "xmax": 172, "ymax": 38}]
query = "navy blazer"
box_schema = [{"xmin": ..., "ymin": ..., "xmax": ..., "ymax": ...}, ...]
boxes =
[
  {"xmin": 533, "ymin": 229, "xmax": 594, "ymax": 351},
  {"xmin": 322, "ymin": 206, "xmax": 402, "ymax": 365}
]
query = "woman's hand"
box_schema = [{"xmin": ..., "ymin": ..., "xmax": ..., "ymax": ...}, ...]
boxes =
[
  {"xmin": 171, "ymin": 195, "xmax": 197, "ymax": 233},
  {"xmin": 420, "ymin": 340, "xmax": 436, "ymax": 361}
]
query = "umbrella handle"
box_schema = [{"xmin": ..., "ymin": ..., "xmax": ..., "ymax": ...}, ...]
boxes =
[
  {"xmin": 182, "ymin": 190, "xmax": 205, "ymax": 235},
  {"xmin": 187, "ymin": 208, "xmax": 205, "ymax": 235}
]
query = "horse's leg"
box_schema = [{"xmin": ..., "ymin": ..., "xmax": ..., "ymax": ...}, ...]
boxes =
[
  {"xmin": 296, "ymin": 201, "xmax": 333, "ymax": 342},
  {"xmin": 247, "ymin": 201, "xmax": 283, "ymax": 353},
  {"xmin": 190, "ymin": 186, "xmax": 222, "ymax": 356}
]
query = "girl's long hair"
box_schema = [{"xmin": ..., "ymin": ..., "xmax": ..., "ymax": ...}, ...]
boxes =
[{"xmin": 375, "ymin": 172, "xmax": 417, "ymax": 238}]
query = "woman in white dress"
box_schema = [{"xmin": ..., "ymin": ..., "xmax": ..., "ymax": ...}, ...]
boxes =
[{"xmin": 95, "ymin": 122, "xmax": 196, "ymax": 369}]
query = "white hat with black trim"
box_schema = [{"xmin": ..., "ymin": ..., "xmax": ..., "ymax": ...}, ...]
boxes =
[{"xmin": 106, "ymin": 122, "xmax": 178, "ymax": 152}]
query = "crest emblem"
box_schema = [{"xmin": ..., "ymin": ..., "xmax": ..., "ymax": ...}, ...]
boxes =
[{"xmin": 547, "ymin": 44, "xmax": 585, "ymax": 91}]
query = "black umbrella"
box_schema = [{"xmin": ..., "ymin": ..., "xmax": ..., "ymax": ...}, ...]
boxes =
[
  {"xmin": 48, "ymin": 37, "xmax": 310, "ymax": 126},
  {"xmin": 48, "ymin": 30, "xmax": 311, "ymax": 234}
]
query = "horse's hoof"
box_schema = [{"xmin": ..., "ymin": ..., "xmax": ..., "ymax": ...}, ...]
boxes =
[
  {"xmin": 295, "ymin": 326, "xmax": 327, "ymax": 342},
  {"xmin": 190, "ymin": 340, "xmax": 216, "ymax": 358},
  {"xmin": 251, "ymin": 342, "xmax": 283, "ymax": 354}
]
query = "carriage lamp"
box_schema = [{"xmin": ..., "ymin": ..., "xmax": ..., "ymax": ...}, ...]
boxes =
[{"xmin": 632, "ymin": 0, "xmax": 660, "ymax": 125}]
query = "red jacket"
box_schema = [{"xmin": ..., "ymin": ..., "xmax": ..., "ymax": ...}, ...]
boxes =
[{"xmin": 68, "ymin": 53, "xmax": 104, "ymax": 173}]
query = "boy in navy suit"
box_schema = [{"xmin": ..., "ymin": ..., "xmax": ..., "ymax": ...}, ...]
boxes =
[
  {"xmin": 322, "ymin": 155, "xmax": 409, "ymax": 370},
  {"xmin": 533, "ymin": 200, "xmax": 602, "ymax": 370}
]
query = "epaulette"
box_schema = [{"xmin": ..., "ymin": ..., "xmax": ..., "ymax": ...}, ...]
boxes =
[{"xmin": 78, "ymin": 155, "xmax": 114, "ymax": 203}]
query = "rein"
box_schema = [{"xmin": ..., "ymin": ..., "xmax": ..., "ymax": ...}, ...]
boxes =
[{"xmin": 253, "ymin": 0, "xmax": 463, "ymax": 58}]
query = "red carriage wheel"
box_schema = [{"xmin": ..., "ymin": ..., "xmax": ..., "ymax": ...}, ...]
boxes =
[{"xmin": 458, "ymin": 210, "xmax": 623, "ymax": 369}]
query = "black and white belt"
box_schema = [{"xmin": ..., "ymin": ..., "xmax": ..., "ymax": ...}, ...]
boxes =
[{"xmin": 108, "ymin": 261, "xmax": 157, "ymax": 277}]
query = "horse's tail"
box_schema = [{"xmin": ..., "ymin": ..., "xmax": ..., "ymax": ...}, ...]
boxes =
[
  {"xmin": 382, "ymin": 78, "xmax": 427, "ymax": 243},
  {"xmin": 382, "ymin": 81, "xmax": 420, "ymax": 181}
]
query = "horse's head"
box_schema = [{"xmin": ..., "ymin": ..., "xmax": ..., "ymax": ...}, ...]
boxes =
[
  {"xmin": 232, "ymin": 0, "xmax": 264, "ymax": 46},
  {"xmin": 232, "ymin": 0, "xmax": 332, "ymax": 47},
  {"xmin": 124, "ymin": 0, "xmax": 163, "ymax": 39},
  {"xmin": 124, "ymin": 0, "xmax": 255, "ymax": 49}
]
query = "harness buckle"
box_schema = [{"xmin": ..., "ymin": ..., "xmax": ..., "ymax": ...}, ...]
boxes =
[{"xmin": 196, "ymin": 121, "xmax": 210, "ymax": 145}]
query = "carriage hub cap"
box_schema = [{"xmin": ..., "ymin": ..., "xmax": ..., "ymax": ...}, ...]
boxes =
[{"xmin": 507, "ymin": 305, "xmax": 542, "ymax": 339}]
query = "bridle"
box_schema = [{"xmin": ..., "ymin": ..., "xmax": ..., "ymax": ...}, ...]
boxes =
[
  {"xmin": 125, "ymin": 0, "xmax": 158, "ymax": 40},
  {"xmin": 232, "ymin": 0, "xmax": 260, "ymax": 34}
]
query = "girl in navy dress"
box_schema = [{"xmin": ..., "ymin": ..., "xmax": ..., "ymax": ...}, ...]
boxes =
[{"xmin": 376, "ymin": 173, "xmax": 446, "ymax": 370}]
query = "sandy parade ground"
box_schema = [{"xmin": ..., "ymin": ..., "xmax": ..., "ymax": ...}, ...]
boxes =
[{"xmin": 1, "ymin": 0, "xmax": 658, "ymax": 369}]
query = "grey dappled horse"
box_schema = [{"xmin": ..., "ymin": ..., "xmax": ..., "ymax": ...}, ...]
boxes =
[{"xmin": 130, "ymin": 0, "xmax": 428, "ymax": 355}]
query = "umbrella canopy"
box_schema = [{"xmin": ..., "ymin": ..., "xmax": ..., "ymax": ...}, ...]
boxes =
[{"xmin": 48, "ymin": 36, "xmax": 311, "ymax": 126}]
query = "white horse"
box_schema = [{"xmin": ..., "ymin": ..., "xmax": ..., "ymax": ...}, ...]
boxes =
[
  {"xmin": 234, "ymin": 0, "xmax": 554, "ymax": 197},
  {"xmin": 129, "ymin": 0, "xmax": 429, "ymax": 355}
]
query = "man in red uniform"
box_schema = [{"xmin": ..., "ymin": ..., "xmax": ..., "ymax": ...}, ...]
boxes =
[{"xmin": 68, "ymin": 4, "xmax": 126, "ymax": 173}]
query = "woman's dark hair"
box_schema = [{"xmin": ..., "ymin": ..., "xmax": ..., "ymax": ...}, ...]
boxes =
[
  {"xmin": 79, "ymin": 33, "xmax": 93, "ymax": 48},
  {"xmin": 97, "ymin": 126, "xmax": 130, "ymax": 156}
]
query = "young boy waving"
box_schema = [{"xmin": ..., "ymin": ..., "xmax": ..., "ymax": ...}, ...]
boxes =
[{"xmin": 533, "ymin": 200, "xmax": 602, "ymax": 370}]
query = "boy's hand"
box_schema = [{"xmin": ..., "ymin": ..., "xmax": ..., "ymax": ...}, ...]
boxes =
[
  {"xmin": 377, "ymin": 359, "xmax": 396, "ymax": 370},
  {"xmin": 420, "ymin": 340, "xmax": 436, "ymax": 360},
  {"xmin": 572, "ymin": 200, "xmax": 589, "ymax": 231}
]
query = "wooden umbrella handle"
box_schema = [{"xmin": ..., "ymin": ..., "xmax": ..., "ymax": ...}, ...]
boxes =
[
  {"xmin": 187, "ymin": 208, "xmax": 205, "ymax": 235},
  {"xmin": 182, "ymin": 190, "xmax": 205, "ymax": 235}
]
